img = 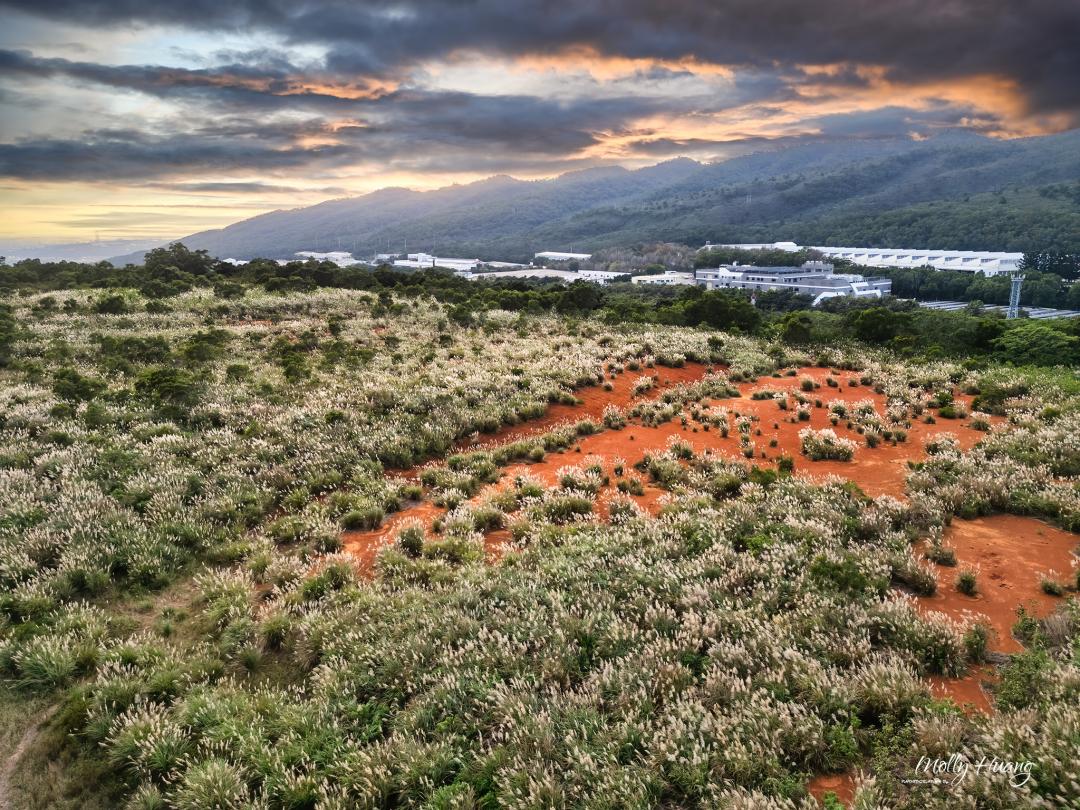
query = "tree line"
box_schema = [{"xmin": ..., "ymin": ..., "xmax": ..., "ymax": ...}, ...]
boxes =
[{"xmin": 2, "ymin": 242, "xmax": 1078, "ymax": 368}]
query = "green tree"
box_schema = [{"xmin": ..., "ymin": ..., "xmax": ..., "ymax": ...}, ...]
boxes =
[
  {"xmin": 556, "ymin": 282, "xmax": 604, "ymax": 314},
  {"xmin": 144, "ymin": 242, "xmax": 215, "ymax": 277},
  {"xmin": 679, "ymin": 289, "xmax": 761, "ymax": 332},
  {"xmin": 52, "ymin": 368, "xmax": 105, "ymax": 401},
  {"xmin": 93, "ymin": 294, "xmax": 129, "ymax": 314},
  {"xmin": 135, "ymin": 367, "xmax": 201, "ymax": 415},
  {"xmin": 992, "ymin": 322, "xmax": 1080, "ymax": 366},
  {"xmin": 778, "ymin": 311, "xmax": 813, "ymax": 344},
  {"xmin": 0, "ymin": 304, "xmax": 17, "ymax": 367},
  {"xmin": 848, "ymin": 307, "xmax": 912, "ymax": 344}
]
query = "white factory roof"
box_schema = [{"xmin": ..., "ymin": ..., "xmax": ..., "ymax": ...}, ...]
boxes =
[
  {"xmin": 394, "ymin": 253, "xmax": 481, "ymax": 271},
  {"xmin": 632, "ymin": 271, "xmax": 695, "ymax": 285},
  {"xmin": 534, "ymin": 251, "xmax": 592, "ymax": 261},
  {"xmin": 295, "ymin": 251, "xmax": 363, "ymax": 266},
  {"xmin": 700, "ymin": 241, "xmax": 1023, "ymax": 276},
  {"xmin": 475, "ymin": 268, "xmax": 581, "ymax": 281}
]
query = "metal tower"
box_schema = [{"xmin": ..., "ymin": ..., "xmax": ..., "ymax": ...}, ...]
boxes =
[{"xmin": 1006, "ymin": 273, "xmax": 1024, "ymax": 319}]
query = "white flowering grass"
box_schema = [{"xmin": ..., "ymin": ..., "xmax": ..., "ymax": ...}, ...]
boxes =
[
  {"xmin": 0, "ymin": 287, "xmax": 1078, "ymax": 807},
  {"xmin": 799, "ymin": 428, "xmax": 858, "ymax": 461}
]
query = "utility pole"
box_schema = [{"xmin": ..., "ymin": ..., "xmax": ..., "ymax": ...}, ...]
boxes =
[{"xmin": 1007, "ymin": 273, "xmax": 1025, "ymax": 319}]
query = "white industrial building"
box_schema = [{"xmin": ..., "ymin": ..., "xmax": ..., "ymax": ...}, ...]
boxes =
[
  {"xmin": 818, "ymin": 247, "xmax": 1022, "ymax": 275},
  {"xmin": 534, "ymin": 251, "xmax": 592, "ymax": 262},
  {"xmin": 632, "ymin": 271, "xmax": 695, "ymax": 286},
  {"xmin": 701, "ymin": 241, "xmax": 1022, "ymax": 276},
  {"xmin": 578, "ymin": 269, "xmax": 630, "ymax": 284},
  {"xmin": 471, "ymin": 267, "xmax": 581, "ymax": 282},
  {"xmin": 294, "ymin": 251, "xmax": 363, "ymax": 266},
  {"xmin": 695, "ymin": 262, "xmax": 891, "ymax": 306},
  {"xmin": 393, "ymin": 253, "xmax": 482, "ymax": 273}
]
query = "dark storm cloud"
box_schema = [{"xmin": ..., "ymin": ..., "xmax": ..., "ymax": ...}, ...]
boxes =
[
  {"xmin": 1, "ymin": 0, "xmax": 1076, "ymax": 188},
  {"xmin": 0, "ymin": 83, "xmax": 662, "ymax": 180},
  {"xmin": 0, "ymin": 48, "xmax": 689, "ymax": 134},
  {"xmin": 622, "ymin": 102, "xmax": 1008, "ymax": 159},
  {"xmin": 0, "ymin": 126, "xmax": 354, "ymax": 180},
  {"xmin": 148, "ymin": 181, "xmax": 349, "ymax": 194},
  {"xmin": 2, "ymin": 0, "xmax": 1078, "ymax": 118},
  {"xmin": 0, "ymin": 48, "xmax": 378, "ymax": 110},
  {"xmin": 0, "ymin": 44, "xmax": 708, "ymax": 181}
]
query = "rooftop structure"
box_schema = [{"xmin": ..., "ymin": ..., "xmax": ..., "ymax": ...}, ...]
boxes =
[
  {"xmin": 578, "ymin": 269, "xmax": 630, "ymax": 284},
  {"xmin": 917, "ymin": 300, "xmax": 1080, "ymax": 320},
  {"xmin": 695, "ymin": 262, "xmax": 890, "ymax": 305},
  {"xmin": 632, "ymin": 271, "xmax": 695, "ymax": 286},
  {"xmin": 820, "ymin": 247, "xmax": 1022, "ymax": 276},
  {"xmin": 534, "ymin": 251, "xmax": 592, "ymax": 262},
  {"xmin": 295, "ymin": 250, "xmax": 362, "ymax": 266},
  {"xmin": 701, "ymin": 241, "xmax": 1023, "ymax": 277},
  {"xmin": 468, "ymin": 267, "xmax": 581, "ymax": 282},
  {"xmin": 702, "ymin": 241, "xmax": 800, "ymax": 253},
  {"xmin": 393, "ymin": 252, "xmax": 482, "ymax": 273}
]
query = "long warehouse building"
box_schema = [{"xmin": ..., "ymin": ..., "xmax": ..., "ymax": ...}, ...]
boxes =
[{"xmin": 702, "ymin": 241, "xmax": 1023, "ymax": 276}]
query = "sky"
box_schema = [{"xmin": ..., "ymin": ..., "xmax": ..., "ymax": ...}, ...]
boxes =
[{"xmin": 0, "ymin": 0, "xmax": 1078, "ymax": 243}]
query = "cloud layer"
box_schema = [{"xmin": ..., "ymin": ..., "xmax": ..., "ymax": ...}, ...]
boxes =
[{"xmin": 0, "ymin": 0, "xmax": 1077, "ymax": 237}]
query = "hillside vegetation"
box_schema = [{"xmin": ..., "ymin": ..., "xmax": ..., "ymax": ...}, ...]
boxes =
[{"xmin": 0, "ymin": 257, "xmax": 1078, "ymax": 808}]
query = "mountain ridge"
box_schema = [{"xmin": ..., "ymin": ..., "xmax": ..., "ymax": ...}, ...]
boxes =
[{"xmin": 111, "ymin": 130, "xmax": 1080, "ymax": 264}]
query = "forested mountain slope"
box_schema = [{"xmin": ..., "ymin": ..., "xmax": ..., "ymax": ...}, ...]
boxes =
[{"xmin": 114, "ymin": 130, "xmax": 1080, "ymax": 263}]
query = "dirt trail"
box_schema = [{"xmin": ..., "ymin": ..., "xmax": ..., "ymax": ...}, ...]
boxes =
[
  {"xmin": 345, "ymin": 361, "xmax": 719, "ymax": 565},
  {"xmin": 0, "ymin": 705, "xmax": 55, "ymax": 810},
  {"xmin": 915, "ymin": 515, "xmax": 1078, "ymax": 715},
  {"xmin": 927, "ymin": 665, "xmax": 996, "ymax": 714}
]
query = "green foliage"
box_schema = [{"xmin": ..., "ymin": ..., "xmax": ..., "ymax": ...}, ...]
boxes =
[
  {"xmin": 992, "ymin": 321, "xmax": 1080, "ymax": 367},
  {"xmin": 955, "ymin": 568, "xmax": 978, "ymax": 596},
  {"xmin": 995, "ymin": 649, "xmax": 1052, "ymax": 711},
  {"xmin": 53, "ymin": 368, "xmax": 105, "ymax": 401},
  {"xmin": 134, "ymin": 367, "xmax": 201, "ymax": 414},
  {"xmin": 3, "ymin": 264, "xmax": 1080, "ymax": 809},
  {"xmin": 92, "ymin": 294, "xmax": 129, "ymax": 314},
  {"xmin": 809, "ymin": 554, "xmax": 872, "ymax": 595},
  {"xmin": 848, "ymin": 307, "xmax": 912, "ymax": 344}
]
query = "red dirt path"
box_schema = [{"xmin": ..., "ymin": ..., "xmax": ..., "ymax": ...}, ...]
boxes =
[{"xmin": 458, "ymin": 361, "xmax": 715, "ymax": 450}]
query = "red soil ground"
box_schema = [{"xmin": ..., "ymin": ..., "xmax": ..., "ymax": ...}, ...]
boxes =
[
  {"xmin": 917, "ymin": 515, "xmax": 1079, "ymax": 655},
  {"xmin": 346, "ymin": 365, "xmax": 1003, "ymax": 565},
  {"xmin": 927, "ymin": 665, "xmax": 996, "ymax": 715},
  {"xmin": 341, "ymin": 363, "xmax": 1076, "ymax": 757},
  {"xmin": 915, "ymin": 515, "xmax": 1078, "ymax": 717},
  {"xmin": 458, "ymin": 361, "xmax": 715, "ymax": 450},
  {"xmin": 808, "ymin": 772, "xmax": 858, "ymax": 806}
]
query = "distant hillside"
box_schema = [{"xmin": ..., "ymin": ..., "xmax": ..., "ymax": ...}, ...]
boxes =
[
  {"xmin": 7, "ymin": 238, "xmax": 162, "ymax": 263},
  {"xmin": 113, "ymin": 130, "xmax": 1080, "ymax": 264}
]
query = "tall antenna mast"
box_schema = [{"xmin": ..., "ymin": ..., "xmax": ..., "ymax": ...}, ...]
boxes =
[{"xmin": 1007, "ymin": 273, "xmax": 1025, "ymax": 319}]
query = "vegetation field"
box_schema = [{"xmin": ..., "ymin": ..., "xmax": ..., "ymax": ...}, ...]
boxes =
[{"xmin": 0, "ymin": 271, "xmax": 1077, "ymax": 808}]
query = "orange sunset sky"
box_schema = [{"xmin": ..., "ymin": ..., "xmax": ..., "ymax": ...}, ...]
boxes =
[{"xmin": 0, "ymin": 0, "xmax": 1077, "ymax": 243}]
